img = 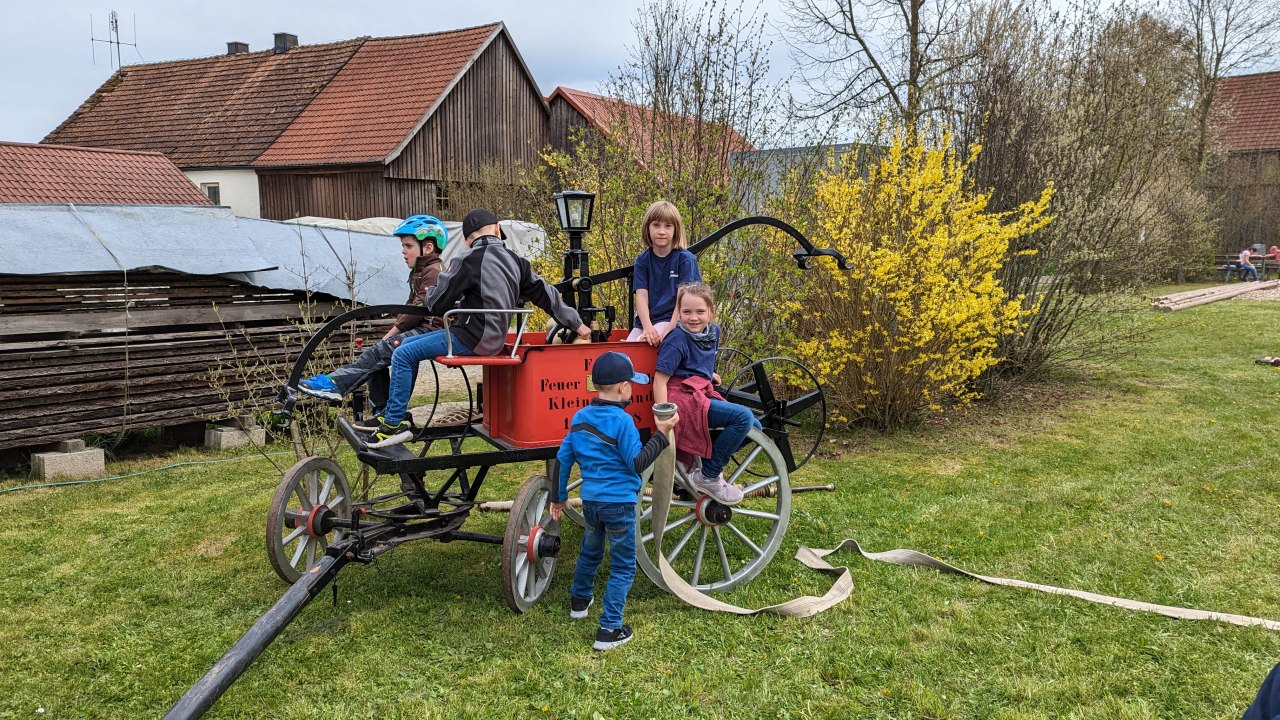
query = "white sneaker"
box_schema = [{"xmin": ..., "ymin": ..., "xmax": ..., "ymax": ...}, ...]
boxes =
[{"xmin": 686, "ymin": 467, "xmax": 743, "ymax": 505}]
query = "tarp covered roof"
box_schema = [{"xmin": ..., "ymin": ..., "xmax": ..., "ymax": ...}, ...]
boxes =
[{"xmin": 0, "ymin": 204, "xmax": 408, "ymax": 306}]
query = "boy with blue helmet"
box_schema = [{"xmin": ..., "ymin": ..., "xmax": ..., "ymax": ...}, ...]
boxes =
[{"xmin": 298, "ymin": 214, "xmax": 449, "ymax": 415}]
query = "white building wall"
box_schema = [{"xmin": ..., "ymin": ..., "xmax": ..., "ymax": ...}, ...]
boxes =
[{"xmin": 183, "ymin": 169, "xmax": 261, "ymax": 218}]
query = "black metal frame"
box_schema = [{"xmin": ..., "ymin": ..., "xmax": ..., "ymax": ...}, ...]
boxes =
[{"xmin": 266, "ymin": 213, "xmax": 850, "ymax": 580}]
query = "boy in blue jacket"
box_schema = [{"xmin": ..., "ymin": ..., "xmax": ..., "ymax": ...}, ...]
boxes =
[{"xmin": 550, "ymin": 351, "xmax": 678, "ymax": 651}]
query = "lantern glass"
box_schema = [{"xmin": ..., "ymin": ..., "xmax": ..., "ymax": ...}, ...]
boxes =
[{"xmin": 553, "ymin": 190, "xmax": 595, "ymax": 233}]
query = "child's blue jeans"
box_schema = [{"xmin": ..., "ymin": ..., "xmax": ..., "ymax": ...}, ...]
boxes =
[
  {"xmin": 381, "ymin": 329, "xmax": 473, "ymax": 425},
  {"xmin": 703, "ymin": 400, "xmax": 763, "ymax": 479},
  {"xmin": 570, "ymin": 500, "xmax": 636, "ymax": 630}
]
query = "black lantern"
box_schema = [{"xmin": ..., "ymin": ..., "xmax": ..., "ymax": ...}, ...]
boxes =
[
  {"xmin": 553, "ymin": 190, "xmax": 595, "ymax": 233},
  {"xmin": 552, "ymin": 190, "xmax": 597, "ymax": 325}
]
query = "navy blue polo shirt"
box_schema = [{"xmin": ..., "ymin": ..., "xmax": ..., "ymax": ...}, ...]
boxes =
[
  {"xmin": 655, "ymin": 323, "xmax": 720, "ymax": 380},
  {"xmin": 633, "ymin": 248, "xmax": 701, "ymax": 328}
]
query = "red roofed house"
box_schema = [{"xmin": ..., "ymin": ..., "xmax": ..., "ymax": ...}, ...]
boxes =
[
  {"xmin": 547, "ymin": 86, "xmax": 754, "ymax": 167},
  {"xmin": 1211, "ymin": 70, "xmax": 1280, "ymax": 252},
  {"xmin": 45, "ymin": 25, "xmax": 550, "ymax": 221},
  {"xmin": 0, "ymin": 142, "xmax": 213, "ymax": 206}
]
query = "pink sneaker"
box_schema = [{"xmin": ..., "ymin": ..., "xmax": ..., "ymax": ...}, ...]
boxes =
[{"xmin": 686, "ymin": 467, "xmax": 743, "ymax": 505}]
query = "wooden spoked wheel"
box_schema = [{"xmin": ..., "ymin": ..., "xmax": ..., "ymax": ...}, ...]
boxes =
[
  {"xmin": 501, "ymin": 474, "xmax": 561, "ymax": 614},
  {"xmin": 266, "ymin": 456, "xmax": 353, "ymax": 584},
  {"xmin": 635, "ymin": 427, "xmax": 791, "ymax": 593}
]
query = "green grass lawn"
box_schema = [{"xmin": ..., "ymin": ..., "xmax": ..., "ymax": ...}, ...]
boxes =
[{"xmin": 2, "ymin": 298, "xmax": 1279, "ymax": 719}]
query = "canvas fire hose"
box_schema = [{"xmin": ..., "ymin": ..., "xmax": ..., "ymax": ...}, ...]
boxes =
[{"xmin": 645, "ymin": 404, "xmax": 1280, "ymax": 630}]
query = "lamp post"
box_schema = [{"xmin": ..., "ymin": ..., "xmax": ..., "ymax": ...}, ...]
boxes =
[{"xmin": 552, "ymin": 190, "xmax": 595, "ymax": 312}]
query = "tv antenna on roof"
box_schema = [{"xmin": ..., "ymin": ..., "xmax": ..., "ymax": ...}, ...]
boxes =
[{"xmin": 90, "ymin": 11, "xmax": 144, "ymax": 69}]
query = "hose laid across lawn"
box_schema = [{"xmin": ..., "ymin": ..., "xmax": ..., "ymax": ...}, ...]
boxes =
[{"xmin": 646, "ymin": 427, "xmax": 1280, "ymax": 631}]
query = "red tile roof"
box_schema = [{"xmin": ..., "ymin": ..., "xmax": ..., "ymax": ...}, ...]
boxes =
[
  {"xmin": 256, "ymin": 25, "xmax": 501, "ymax": 166},
  {"xmin": 45, "ymin": 40, "xmax": 364, "ymax": 167},
  {"xmin": 1215, "ymin": 70, "xmax": 1280, "ymax": 152},
  {"xmin": 0, "ymin": 142, "xmax": 213, "ymax": 205},
  {"xmin": 548, "ymin": 86, "xmax": 755, "ymax": 161},
  {"xmin": 44, "ymin": 25, "xmax": 511, "ymax": 169}
]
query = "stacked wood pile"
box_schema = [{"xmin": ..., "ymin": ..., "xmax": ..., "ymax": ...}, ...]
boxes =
[
  {"xmin": 0, "ymin": 271, "xmax": 374, "ymax": 452},
  {"xmin": 1150, "ymin": 280, "xmax": 1279, "ymax": 312}
]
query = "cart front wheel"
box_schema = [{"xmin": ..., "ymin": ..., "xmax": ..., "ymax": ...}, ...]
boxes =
[
  {"xmin": 502, "ymin": 474, "xmax": 561, "ymax": 613},
  {"xmin": 636, "ymin": 427, "xmax": 791, "ymax": 593},
  {"xmin": 266, "ymin": 456, "xmax": 353, "ymax": 584}
]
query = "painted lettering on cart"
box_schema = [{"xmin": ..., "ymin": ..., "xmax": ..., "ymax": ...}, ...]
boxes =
[
  {"xmin": 554, "ymin": 388, "xmax": 655, "ymax": 429},
  {"xmin": 540, "ymin": 378, "xmax": 582, "ymax": 393}
]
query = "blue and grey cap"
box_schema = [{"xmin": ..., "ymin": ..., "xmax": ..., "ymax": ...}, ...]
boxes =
[{"xmin": 591, "ymin": 351, "xmax": 650, "ymax": 385}]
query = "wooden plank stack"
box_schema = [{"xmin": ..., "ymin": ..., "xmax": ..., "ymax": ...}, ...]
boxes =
[
  {"xmin": 0, "ymin": 271, "xmax": 373, "ymax": 452},
  {"xmin": 1150, "ymin": 280, "xmax": 1279, "ymax": 312}
]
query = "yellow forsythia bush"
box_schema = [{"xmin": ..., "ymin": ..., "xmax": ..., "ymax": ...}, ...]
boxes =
[{"xmin": 785, "ymin": 131, "xmax": 1053, "ymax": 427}]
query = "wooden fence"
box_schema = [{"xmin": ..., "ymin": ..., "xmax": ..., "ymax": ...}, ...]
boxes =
[{"xmin": 0, "ymin": 271, "xmax": 367, "ymax": 452}]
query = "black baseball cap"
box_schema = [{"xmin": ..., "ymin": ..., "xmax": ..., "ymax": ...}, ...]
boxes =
[
  {"xmin": 462, "ymin": 208, "xmax": 505, "ymax": 239},
  {"xmin": 592, "ymin": 351, "xmax": 650, "ymax": 385}
]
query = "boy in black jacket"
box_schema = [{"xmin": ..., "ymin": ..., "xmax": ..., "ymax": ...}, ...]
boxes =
[{"xmin": 371, "ymin": 209, "xmax": 591, "ymax": 447}]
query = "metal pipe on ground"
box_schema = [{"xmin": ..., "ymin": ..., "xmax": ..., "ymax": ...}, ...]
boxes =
[{"xmin": 164, "ymin": 545, "xmax": 354, "ymax": 719}]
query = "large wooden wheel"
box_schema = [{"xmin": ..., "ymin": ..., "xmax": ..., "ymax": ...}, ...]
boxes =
[
  {"xmin": 635, "ymin": 427, "xmax": 791, "ymax": 593},
  {"xmin": 266, "ymin": 457, "xmax": 353, "ymax": 584},
  {"xmin": 501, "ymin": 474, "xmax": 561, "ymax": 613}
]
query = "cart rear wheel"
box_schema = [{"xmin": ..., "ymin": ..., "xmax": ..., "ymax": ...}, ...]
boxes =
[
  {"xmin": 725, "ymin": 357, "xmax": 826, "ymax": 473},
  {"xmin": 635, "ymin": 427, "xmax": 791, "ymax": 593},
  {"xmin": 502, "ymin": 474, "xmax": 561, "ymax": 614},
  {"xmin": 266, "ymin": 456, "xmax": 353, "ymax": 584}
]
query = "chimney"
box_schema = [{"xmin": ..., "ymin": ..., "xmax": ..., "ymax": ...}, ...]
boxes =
[
  {"xmin": 273, "ymin": 32, "xmax": 298, "ymax": 54},
  {"xmin": 226, "ymin": 41, "xmax": 249, "ymax": 55}
]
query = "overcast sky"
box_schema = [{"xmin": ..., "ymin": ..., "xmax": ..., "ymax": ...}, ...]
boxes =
[{"xmin": 0, "ymin": 0, "xmax": 794, "ymax": 144}]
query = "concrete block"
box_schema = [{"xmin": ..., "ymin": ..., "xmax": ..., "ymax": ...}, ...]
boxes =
[
  {"xmin": 32, "ymin": 448, "xmax": 105, "ymax": 481},
  {"xmin": 52, "ymin": 439, "xmax": 87, "ymax": 452},
  {"xmin": 232, "ymin": 413, "xmax": 258, "ymax": 431},
  {"xmin": 204, "ymin": 426, "xmax": 267, "ymax": 450}
]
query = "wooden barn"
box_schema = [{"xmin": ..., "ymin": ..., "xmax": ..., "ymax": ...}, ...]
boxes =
[
  {"xmin": 1211, "ymin": 70, "xmax": 1280, "ymax": 253},
  {"xmin": 546, "ymin": 86, "xmax": 754, "ymax": 165},
  {"xmin": 44, "ymin": 24, "xmax": 551, "ymax": 222}
]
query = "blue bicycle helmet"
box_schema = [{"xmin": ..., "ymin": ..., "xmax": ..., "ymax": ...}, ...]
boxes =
[{"xmin": 393, "ymin": 214, "xmax": 449, "ymax": 252}]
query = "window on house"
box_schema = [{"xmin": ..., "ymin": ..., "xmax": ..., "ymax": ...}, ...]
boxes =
[{"xmin": 201, "ymin": 182, "xmax": 221, "ymax": 205}]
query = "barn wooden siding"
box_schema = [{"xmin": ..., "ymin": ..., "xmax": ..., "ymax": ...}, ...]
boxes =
[
  {"xmin": 258, "ymin": 167, "xmax": 439, "ymax": 221},
  {"xmin": 257, "ymin": 34, "xmax": 551, "ymax": 222},
  {"xmin": 0, "ymin": 271, "xmax": 369, "ymax": 452},
  {"xmin": 1209, "ymin": 150, "xmax": 1280, "ymax": 253},
  {"xmin": 548, "ymin": 95, "xmax": 596, "ymax": 152},
  {"xmin": 388, "ymin": 33, "xmax": 550, "ymax": 186}
]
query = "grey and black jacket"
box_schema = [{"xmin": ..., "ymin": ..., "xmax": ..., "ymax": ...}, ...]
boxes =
[{"xmin": 423, "ymin": 235, "xmax": 583, "ymax": 355}]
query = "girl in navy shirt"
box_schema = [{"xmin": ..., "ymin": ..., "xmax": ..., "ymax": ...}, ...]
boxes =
[
  {"xmin": 653, "ymin": 283, "xmax": 760, "ymax": 505},
  {"xmin": 627, "ymin": 200, "xmax": 702, "ymax": 345}
]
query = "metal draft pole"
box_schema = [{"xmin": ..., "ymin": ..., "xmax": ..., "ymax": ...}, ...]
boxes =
[{"xmin": 164, "ymin": 544, "xmax": 355, "ymax": 719}]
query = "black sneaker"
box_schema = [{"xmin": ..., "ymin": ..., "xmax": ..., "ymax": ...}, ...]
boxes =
[
  {"xmin": 593, "ymin": 624, "xmax": 633, "ymax": 651},
  {"xmin": 570, "ymin": 596, "xmax": 593, "ymax": 619},
  {"xmin": 368, "ymin": 417, "xmax": 414, "ymax": 448}
]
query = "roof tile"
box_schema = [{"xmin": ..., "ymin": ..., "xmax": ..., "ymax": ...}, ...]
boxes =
[
  {"xmin": 548, "ymin": 86, "xmax": 755, "ymax": 160},
  {"xmin": 44, "ymin": 39, "xmax": 365, "ymax": 167},
  {"xmin": 0, "ymin": 142, "xmax": 213, "ymax": 205},
  {"xmin": 1215, "ymin": 71, "xmax": 1280, "ymax": 152},
  {"xmin": 254, "ymin": 25, "xmax": 497, "ymax": 166}
]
